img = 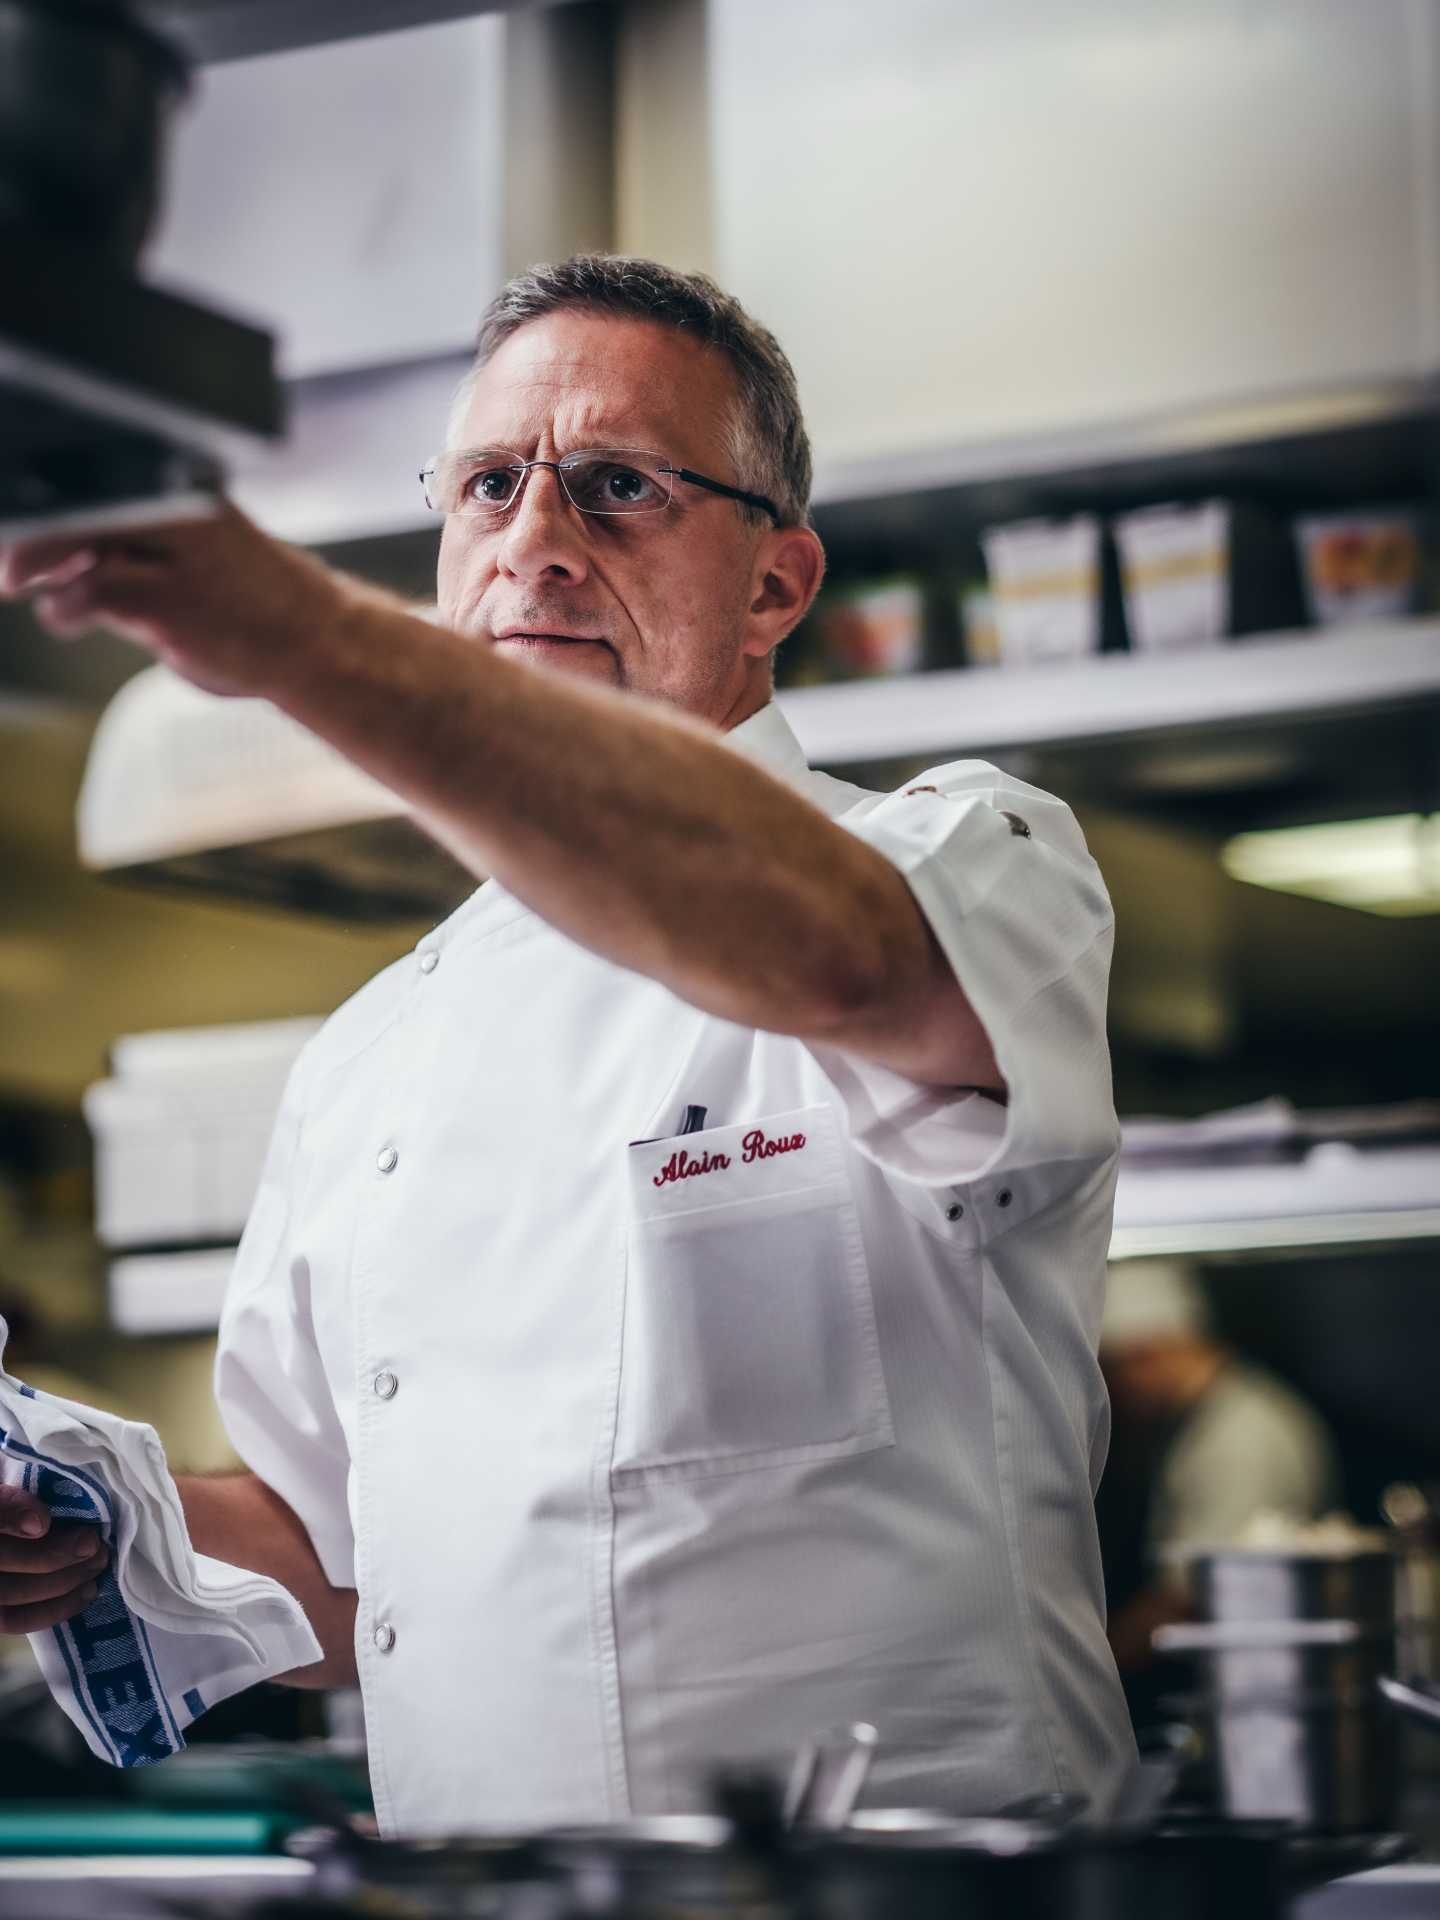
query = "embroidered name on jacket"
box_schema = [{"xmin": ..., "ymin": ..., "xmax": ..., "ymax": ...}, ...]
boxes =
[{"xmin": 652, "ymin": 1126, "xmax": 808, "ymax": 1188}]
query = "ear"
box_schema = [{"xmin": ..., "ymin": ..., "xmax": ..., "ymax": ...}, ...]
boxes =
[{"xmin": 741, "ymin": 525, "xmax": 826, "ymax": 662}]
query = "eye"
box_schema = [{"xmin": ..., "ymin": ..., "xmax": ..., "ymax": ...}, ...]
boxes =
[
  {"xmin": 566, "ymin": 457, "xmax": 667, "ymax": 512},
  {"xmin": 465, "ymin": 463, "xmax": 520, "ymax": 507},
  {"xmin": 604, "ymin": 466, "xmax": 650, "ymax": 504}
]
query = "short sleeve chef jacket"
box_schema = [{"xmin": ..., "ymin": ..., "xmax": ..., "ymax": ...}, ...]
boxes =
[{"xmin": 215, "ymin": 702, "xmax": 1136, "ymax": 1835}]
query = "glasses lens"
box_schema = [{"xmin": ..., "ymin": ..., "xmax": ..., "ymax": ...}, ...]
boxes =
[
  {"xmin": 561, "ymin": 451, "xmax": 672, "ymax": 515},
  {"xmin": 428, "ymin": 452, "xmax": 524, "ymax": 514}
]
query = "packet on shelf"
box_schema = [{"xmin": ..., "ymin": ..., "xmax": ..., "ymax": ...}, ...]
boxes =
[
  {"xmin": 1297, "ymin": 512, "xmax": 1419, "ymax": 626},
  {"xmin": 1114, "ymin": 500, "xmax": 1230, "ymax": 652},
  {"xmin": 980, "ymin": 516, "xmax": 1101, "ymax": 668}
]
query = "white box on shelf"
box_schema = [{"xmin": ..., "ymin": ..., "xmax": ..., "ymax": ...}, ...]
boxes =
[
  {"xmin": 84, "ymin": 1018, "xmax": 320, "ymax": 1250},
  {"xmin": 108, "ymin": 1249, "xmax": 237, "ymax": 1336},
  {"xmin": 1114, "ymin": 500, "xmax": 1230, "ymax": 652},
  {"xmin": 108, "ymin": 1017, "xmax": 322, "ymax": 1089},
  {"xmin": 980, "ymin": 516, "xmax": 1101, "ymax": 667}
]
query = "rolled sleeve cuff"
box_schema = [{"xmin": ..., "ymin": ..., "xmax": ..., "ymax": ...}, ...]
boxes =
[{"xmin": 809, "ymin": 771, "xmax": 1120, "ymax": 1231}]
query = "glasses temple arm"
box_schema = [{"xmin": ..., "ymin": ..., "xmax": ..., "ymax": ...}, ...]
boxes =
[{"xmin": 670, "ymin": 468, "xmax": 781, "ymax": 524}]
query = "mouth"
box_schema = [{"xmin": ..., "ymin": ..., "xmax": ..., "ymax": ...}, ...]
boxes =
[{"xmin": 494, "ymin": 630, "xmax": 613, "ymax": 651}]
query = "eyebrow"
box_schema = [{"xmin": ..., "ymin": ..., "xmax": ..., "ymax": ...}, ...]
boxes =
[{"xmin": 458, "ymin": 427, "xmax": 672, "ymax": 454}]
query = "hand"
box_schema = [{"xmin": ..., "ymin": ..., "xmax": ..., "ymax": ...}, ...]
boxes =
[
  {"xmin": 0, "ymin": 501, "xmax": 356, "ymax": 701},
  {"xmin": 0, "ymin": 1484, "xmax": 109, "ymax": 1636}
]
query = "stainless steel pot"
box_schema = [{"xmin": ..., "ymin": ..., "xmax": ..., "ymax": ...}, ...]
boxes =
[
  {"xmin": 1190, "ymin": 1547, "xmax": 1398, "ymax": 1634},
  {"xmin": 0, "ymin": 0, "xmax": 190, "ymax": 261},
  {"xmin": 1154, "ymin": 1617, "xmax": 1392, "ymax": 1706},
  {"xmin": 1156, "ymin": 1548, "xmax": 1405, "ymax": 1832}
]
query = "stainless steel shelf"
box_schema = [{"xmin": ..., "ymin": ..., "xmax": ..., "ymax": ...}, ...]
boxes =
[
  {"xmin": 777, "ymin": 619, "xmax": 1440, "ymax": 768},
  {"xmin": 141, "ymin": 0, "xmax": 565, "ymax": 63},
  {"xmin": 1110, "ymin": 1143, "xmax": 1440, "ymax": 1260},
  {"xmin": 1110, "ymin": 1210, "xmax": 1440, "ymax": 1260}
]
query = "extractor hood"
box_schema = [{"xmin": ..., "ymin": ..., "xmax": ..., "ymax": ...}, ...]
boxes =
[
  {"xmin": 78, "ymin": 663, "xmax": 473, "ymax": 920},
  {"xmin": 0, "ymin": 0, "xmax": 284, "ymax": 541}
]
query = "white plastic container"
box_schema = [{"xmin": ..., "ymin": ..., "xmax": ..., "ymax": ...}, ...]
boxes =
[
  {"xmin": 1114, "ymin": 500, "xmax": 1230, "ymax": 652},
  {"xmin": 980, "ymin": 515, "xmax": 1101, "ymax": 667},
  {"xmin": 84, "ymin": 1018, "xmax": 320, "ymax": 1249},
  {"xmin": 108, "ymin": 1248, "xmax": 236, "ymax": 1335}
]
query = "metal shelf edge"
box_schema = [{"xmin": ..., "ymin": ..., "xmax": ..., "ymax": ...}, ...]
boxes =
[
  {"xmin": 777, "ymin": 619, "xmax": 1440, "ymax": 765},
  {"xmin": 1109, "ymin": 1209, "xmax": 1440, "ymax": 1259}
]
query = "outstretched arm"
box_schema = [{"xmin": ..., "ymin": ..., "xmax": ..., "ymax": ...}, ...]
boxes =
[{"xmin": 1, "ymin": 511, "xmax": 1002, "ymax": 1092}]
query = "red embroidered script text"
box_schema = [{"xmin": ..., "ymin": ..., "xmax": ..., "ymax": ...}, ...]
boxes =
[{"xmin": 652, "ymin": 1126, "xmax": 807, "ymax": 1188}]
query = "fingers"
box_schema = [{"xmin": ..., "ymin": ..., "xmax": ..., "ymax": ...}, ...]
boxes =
[
  {"xmin": 0, "ymin": 538, "xmax": 102, "ymax": 599},
  {"xmin": 0, "ymin": 1522, "xmax": 102, "ymax": 1575},
  {"xmin": 0, "ymin": 499, "xmax": 239, "ymax": 600},
  {"xmin": 0, "ymin": 1546, "xmax": 108, "ymax": 1609},
  {"xmin": 0, "ymin": 1585, "xmax": 101, "ymax": 1636},
  {"xmin": 0, "ymin": 1489, "xmax": 112, "ymax": 1634},
  {"xmin": 27, "ymin": 553, "xmax": 163, "ymax": 643},
  {"xmin": 0, "ymin": 1485, "xmax": 50, "ymax": 1540}
]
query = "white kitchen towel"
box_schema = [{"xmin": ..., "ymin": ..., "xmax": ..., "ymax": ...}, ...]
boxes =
[{"xmin": 0, "ymin": 1317, "xmax": 322, "ymax": 1766}]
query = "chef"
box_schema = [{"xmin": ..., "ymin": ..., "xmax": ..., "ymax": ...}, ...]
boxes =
[{"xmin": 0, "ymin": 256, "xmax": 1135, "ymax": 1830}]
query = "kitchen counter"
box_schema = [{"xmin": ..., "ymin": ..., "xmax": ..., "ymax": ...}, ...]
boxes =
[{"xmin": 0, "ymin": 1853, "xmax": 314, "ymax": 1917}]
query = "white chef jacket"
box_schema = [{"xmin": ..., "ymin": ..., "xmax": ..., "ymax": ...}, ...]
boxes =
[{"xmin": 215, "ymin": 701, "xmax": 1136, "ymax": 1835}]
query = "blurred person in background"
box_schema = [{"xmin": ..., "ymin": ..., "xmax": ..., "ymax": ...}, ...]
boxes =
[{"xmin": 1098, "ymin": 1256, "xmax": 1339, "ymax": 1718}]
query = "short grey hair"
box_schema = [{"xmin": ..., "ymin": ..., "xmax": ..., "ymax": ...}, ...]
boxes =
[{"xmin": 446, "ymin": 255, "xmax": 813, "ymax": 529}]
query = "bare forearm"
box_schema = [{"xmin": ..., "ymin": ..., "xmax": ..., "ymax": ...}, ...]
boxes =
[
  {"xmin": 276, "ymin": 601, "xmax": 922, "ymax": 1040},
  {"xmin": 178, "ymin": 1471, "xmax": 357, "ymax": 1689},
  {"xmin": 1, "ymin": 511, "xmax": 998, "ymax": 1087}
]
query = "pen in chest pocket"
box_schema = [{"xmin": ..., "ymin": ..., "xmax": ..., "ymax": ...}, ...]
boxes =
[{"xmin": 629, "ymin": 1103, "xmax": 709, "ymax": 1148}]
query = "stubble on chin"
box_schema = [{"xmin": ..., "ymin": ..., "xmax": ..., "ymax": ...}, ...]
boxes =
[{"xmin": 499, "ymin": 638, "xmax": 627, "ymax": 689}]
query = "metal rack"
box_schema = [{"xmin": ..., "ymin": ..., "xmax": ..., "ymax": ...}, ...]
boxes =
[{"xmin": 778, "ymin": 620, "xmax": 1440, "ymax": 770}]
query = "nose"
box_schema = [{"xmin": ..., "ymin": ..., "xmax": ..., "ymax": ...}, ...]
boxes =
[{"xmin": 496, "ymin": 464, "xmax": 591, "ymax": 587}]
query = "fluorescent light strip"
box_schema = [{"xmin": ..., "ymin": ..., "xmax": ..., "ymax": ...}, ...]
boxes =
[{"xmin": 1221, "ymin": 813, "xmax": 1440, "ymax": 916}]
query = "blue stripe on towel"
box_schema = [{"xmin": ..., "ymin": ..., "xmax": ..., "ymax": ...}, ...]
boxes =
[{"xmin": 0, "ymin": 1424, "xmax": 186, "ymax": 1767}]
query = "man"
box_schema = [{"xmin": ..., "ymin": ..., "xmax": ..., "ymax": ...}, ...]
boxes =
[
  {"xmin": 1100, "ymin": 1256, "xmax": 1339, "ymax": 1698},
  {"xmin": 0, "ymin": 257, "xmax": 1134, "ymax": 1830}
]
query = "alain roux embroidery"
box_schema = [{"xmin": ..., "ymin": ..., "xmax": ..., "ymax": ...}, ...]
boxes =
[{"xmin": 652, "ymin": 1125, "xmax": 807, "ymax": 1188}]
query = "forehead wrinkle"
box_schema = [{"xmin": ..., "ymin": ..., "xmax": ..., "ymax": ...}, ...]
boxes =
[
  {"xmin": 461, "ymin": 353, "xmax": 731, "ymax": 466},
  {"xmin": 464, "ymin": 395, "xmax": 681, "ymax": 457}
]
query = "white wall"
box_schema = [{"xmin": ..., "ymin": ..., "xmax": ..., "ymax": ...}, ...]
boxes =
[{"xmin": 708, "ymin": 0, "xmax": 1440, "ymax": 466}]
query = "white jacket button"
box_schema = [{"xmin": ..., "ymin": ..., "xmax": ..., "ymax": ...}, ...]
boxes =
[
  {"xmin": 377, "ymin": 1146, "xmax": 398, "ymax": 1174},
  {"xmin": 418, "ymin": 949, "xmax": 439, "ymax": 974},
  {"xmin": 373, "ymin": 1370, "xmax": 398, "ymax": 1400},
  {"xmin": 373, "ymin": 1622, "xmax": 396, "ymax": 1653}
]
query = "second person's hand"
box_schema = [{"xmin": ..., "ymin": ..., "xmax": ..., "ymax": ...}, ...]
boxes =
[{"xmin": 0, "ymin": 1484, "xmax": 108, "ymax": 1635}]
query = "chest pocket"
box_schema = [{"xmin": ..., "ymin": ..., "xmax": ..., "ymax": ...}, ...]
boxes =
[{"xmin": 612, "ymin": 1104, "xmax": 894, "ymax": 1482}]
